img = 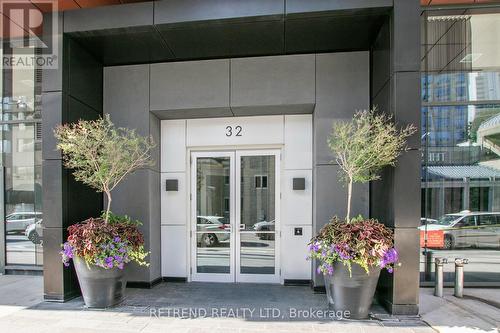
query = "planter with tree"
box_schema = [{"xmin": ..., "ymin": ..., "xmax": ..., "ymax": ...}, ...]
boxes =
[
  {"xmin": 308, "ymin": 109, "xmax": 416, "ymax": 319},
  {"xmin": 57, "ymin": 115, "xmax": 154, "ymax": 308}
]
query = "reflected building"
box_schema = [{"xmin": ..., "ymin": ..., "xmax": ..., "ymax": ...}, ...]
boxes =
[{"xmin": 421, "ymin": 9, "xmax": 500, "ymax": 284}]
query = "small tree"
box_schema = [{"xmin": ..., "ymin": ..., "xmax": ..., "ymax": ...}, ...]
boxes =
[
  {"xmin": 328, "ymin": 109, "xmax": 416, "ymax": 222},
  {"xmin": 55, "ymin": 115, "xmax": 155, "ymax": 224}
]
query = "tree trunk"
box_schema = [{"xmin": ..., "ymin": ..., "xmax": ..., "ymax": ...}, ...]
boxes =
[
  {"xmin": 104, "ymin": 190, "xmax": 112, "ymax": 223},
  {"xmin": 346, "ymin": 179, "xmax": 353, "ymax": 222}
]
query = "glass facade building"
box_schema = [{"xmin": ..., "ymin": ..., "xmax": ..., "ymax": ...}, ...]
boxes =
[
  {"xmin": 421, "ymin": 8, "xmax": 500, "ymax": 284},
  {"xmin": 1, "ymin": 46, "xmax": 43, "ymax": 269}
]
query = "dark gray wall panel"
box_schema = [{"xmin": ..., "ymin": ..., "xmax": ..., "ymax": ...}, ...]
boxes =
[
  {"xmin": 66, "ymin": 169, "xmax": 103, "ymax": 227},
  {"xmin": 285, "ymin": 14, "xmax": 386, "ymax": 54},
  {"xmin": 104, "ymin": 64, "xmax": 150, "ymax": 136},
  {"xmin": 393, "ymin": 150, "xmax": 421, "ymax": 228},
  {"xmin": 371, "ymin": 18, "xmax": 391, "ymax": 99},
  {"xmin": 150, "ymin": 60, "xmax": 230, "ymax": 111},
  {"xmin": 42, "ymin": 34, "xmax": 103, "ymax": 302},
  {"xmin": 312, "ymin": 52, "xmax": 370, "ymax": 287},
  {"xmin": 286, "ymin": 0, "xmax": 392, "ymax": 14},
  {"xmin": 377, "ymin": 227, "xmax": 420, "ymax": 314},
  {"xmin": 314, "ymin": 165, "xmax": 369, "ymax": 230},
  {"xmin": 156, "ymin": 20, "xmax": 284, "ymax": 60},
  {"xmin": 152, "ymin": 107, "xmax": 233, "ymax": 120},
  {"xmin": 394, "ymin": 72, "xmax": 421, "ymax": 150},
  {"xmin": 230, "ymin": 54, "xmax": 315, "ymax": 108},
  {"xmin": 66, "ymin": 96, "xmax": 100, "ymax": 123},
  {"xmin": 154, "ymin": 0, "xmax": 284, "ymax": 24},
  {"xmin": 370, "ymin": 2, "xmax": 420, "ymax": 315},
  {"xmin": 391, "ymin": 228, "xmax": 420, "ymax": 306},
  {"xmin": 314, "ymin": 52, "xmax": 369, "ymax": 165},
  {"xmin": 67, "ymin": 38, "xmax": 103, "ymax": 111},
  {"xmin": 43, "ymin": 226, "xmax": 79, "ymax": 301},
  {"xmin": 104, "ymin": 64, "xmax": 160, "ymax": 283},
  {"xmin": 42, "ymin": 160, "xmax": 63, "ymax": 229},
  {"xmin": 393, "ymin": 0, "xmax": 420, "ymax": 72},
  {"xmin": 107, "ymin": 169, "xmax": 160, "ymax": 282},
  {"xmin": 42, "ymin": 12, "xmax": 63, "ymax": 93},
  {"xmin": 64, "ymin": 2, "xmax": 153, "ymax": 32},
  {"xmin": 70, "ymin": 27, "xmax": 173, "ymax": 66},
  {"xmin": 231, "ymin": 104, "xmax": 314, "ymax": 117},
  {"xmin": 41, "ymin": 92, "xmax": 62, "ymax": 160}
]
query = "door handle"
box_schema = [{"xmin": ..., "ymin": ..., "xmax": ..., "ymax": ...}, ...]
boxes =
[{"xmin": 240, "ymin": 224, "xmax": 245, "ymax": 230}]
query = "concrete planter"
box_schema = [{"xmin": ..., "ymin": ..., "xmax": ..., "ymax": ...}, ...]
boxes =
[
  {"xmin": 324, "ymin": 262, "xmax": 381, "ymax": 319},
  {"xmin": 73, "ymin": 256, "xmax": 126, "ymax": 308}
]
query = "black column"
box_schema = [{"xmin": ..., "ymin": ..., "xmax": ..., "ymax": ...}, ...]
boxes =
[
  {"xmin": 370, "ymin": 0, "xmax": 421, "ymax": 315},
  {"xmin": 42, "ymin": 13, "xmax": 103, "ymax": 301}
]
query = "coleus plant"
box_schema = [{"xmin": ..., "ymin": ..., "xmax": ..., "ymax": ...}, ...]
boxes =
[
  {"xmin": 308, "ymin": 216, "xmax": 400, "ymax": 275},
  {"xmin": 61, "ymin": 212, "xmax": 149, "ymax": 269}
]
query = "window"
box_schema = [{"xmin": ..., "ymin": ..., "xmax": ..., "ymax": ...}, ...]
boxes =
[
  {"xmin": 420, "ymin": 10, "xmax": 500, "ymax": 284},
  {"xmin": 460, "ymin": 216, "xmax": 476, "ymax": 227},
  {"xmin": 254, "ymin": 175, "xmax": 268, "ymax": 189},
  {"xmin": 478, "ymin": 215, "xmax": 498, "ymax": 226}
]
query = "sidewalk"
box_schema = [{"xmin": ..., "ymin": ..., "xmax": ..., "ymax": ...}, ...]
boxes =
[
  {"xmin": 419, "ymin": 288, "xmax": 500, "ymax": 333},
  {"xmin": 0, "ymin": 274, "xmax": 498, "ymax": 333}
]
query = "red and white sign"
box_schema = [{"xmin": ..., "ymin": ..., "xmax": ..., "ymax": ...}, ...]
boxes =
[{"xmin": 420, "ymin": 230, "xmax": 444, "ymax": 248}]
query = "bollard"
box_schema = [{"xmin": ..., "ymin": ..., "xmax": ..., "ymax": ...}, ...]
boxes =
[
  {"xmin": 425, "ymin": 250, "xmax": 434, "ymax": 281},
  {"xmin": 434, "ymin": 257, "xmax": 447, "ymax": 297},
  {"xmin": 454, "ymin": 258, "xmax": 469, "ymax": 298}
]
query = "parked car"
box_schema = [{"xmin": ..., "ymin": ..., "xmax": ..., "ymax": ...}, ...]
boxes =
[
  {"xmin": 419, "ymin": 211, "xmax": 500, "ymax": 249},
  {"xmin": 253, "ymin": 220, "xmax": 275, "ymax": 240},
  {"xmin": 196, "ymin": 216, "xmax": 230, "ymax": 247},
  {"xmin": 25, "ymin": 219, "xmax": 43, "ymax": 245},
  {"xmin": 5, "ymin": 212, "xmax": 42, "ymax": 234}
]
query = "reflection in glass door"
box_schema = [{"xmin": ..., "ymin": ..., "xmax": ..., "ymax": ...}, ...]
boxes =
[
  {"xmin": 191, "ymin": 152, "xmax": 234, "ymax": 282},
  {"xmin": 236, "ymin": 151, "xmax": 280, "ymax": 283},
  {"xmin": 191, "ymin": 150, "xmax": 280, "ymax": 283}
]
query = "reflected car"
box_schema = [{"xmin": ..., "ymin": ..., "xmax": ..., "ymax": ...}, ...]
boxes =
[
  {"xmin": 25, "ymin": 220, "xmax": 43, "ymax": 245},
  {"xmin": 5, "ymin": 212, "xmax": 42, "ymax": 234},
  {"xmin": 197, "ymin": 216, "xmax": 230, "ymax": 247},
  {"xmin": 421, "ymin": 218, "xmax": 437, "ymax": 226},
  {"xmin": 419, "ymin": 211, "xmax": 500, "ymax": 249},
  {"xmin": 253, "ymin": 220, "xmax": 275, "ymax": 240}
]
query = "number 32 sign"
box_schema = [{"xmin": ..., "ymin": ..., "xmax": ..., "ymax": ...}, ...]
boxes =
[{"xmin": 225, "ymin": 125, "xmax": 242, "ymax": 137}]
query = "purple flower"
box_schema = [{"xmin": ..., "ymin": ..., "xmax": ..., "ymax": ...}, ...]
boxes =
[
  {"xmin": 118, "ymin": 247, "xmax": 126, "ymax": 253},
  {"xmin": 114, "ymin": 236, "xmax": 121, "ymax": 243},
  {"xmin": 316, "ymin": 266, "xmax": 322, "ymax": 274},
  {"xmin": 107, "ymin": 262, "xmax": 114, "ymax": 268},
  {"xmin": 109, "ymin": 243, "xmax": 115, "ymax": 250},
  {"xmin": 63, "ymin": 243, "xmax": 74, "ymax": 258},
  {"xmin": 118, "ymin": 263, "xmax": 124, "ymax": 270},
  {"xmin": 105, "ymin": 256, "xmax": 114, "ymax": 263},
  {"xmin": 114, "ymin": 255, "xmax": 123, "ymax": 262},
  {"xmin": 309, "ymin": 241, "xmax": 320, "ymax": 252},
  {"xmin": 387, "ymin": 267, "xmax": 394, "ymax": 273},
  {"xmin": 323, "ymin": 263, "xmax": 334, "ymax": 275},
  {"xmin": 380, "ymin": 248, "xmax": 399, "ymax": 269}
]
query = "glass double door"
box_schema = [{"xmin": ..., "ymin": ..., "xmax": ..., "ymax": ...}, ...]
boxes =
[{"xmin": 191, "ymin": 150, "xmax": 280, "ymax": 283}]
